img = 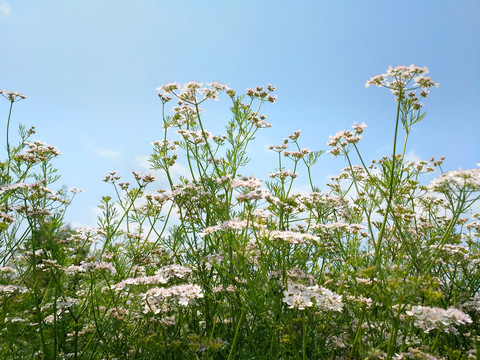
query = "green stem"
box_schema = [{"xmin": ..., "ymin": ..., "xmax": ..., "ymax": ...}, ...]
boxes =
[
  {"xmin": 227, "ymin": 308, "xmax": 245, "ymax": 360},
  {"xmin": 386, "ymin": 318, "xmax": 399, "ymax": 360},
  {"xmin": 302, "ymin": 311, "xmax": 307, "ymax": 360},
  {"xmin": 5, "ymin": 100, "xmax": 14, "ymax": 188},
  {"xmin": 373, "ymin": 97, "xmax": 403, "ymax": 270},
  {"xmin": 6, "ymin": 100, "xmax": 13, "ymax": 157},
  {"xmin": 348, "ymin": 307, "xmax": 365, "ymax": 360}
]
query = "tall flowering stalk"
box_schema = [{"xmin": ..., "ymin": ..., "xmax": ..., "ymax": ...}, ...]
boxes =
[{"xmin": 365, "ymin": 65, "xmax": 439, "ymax": 271}]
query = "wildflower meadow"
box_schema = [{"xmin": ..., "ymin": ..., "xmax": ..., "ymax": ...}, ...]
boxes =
[{"xmin": 1, "ymin": 65, "xmax": 479, "ymax": 359}]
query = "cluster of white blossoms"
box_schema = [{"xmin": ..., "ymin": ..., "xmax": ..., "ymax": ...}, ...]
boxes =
[
  {"xmin": 0, "ymin": 89, "xmax": 28, "ymax": 102},
  {"xmin": 176, "ymin": 129, "xmax": 214, "ymax": 145},
  {"xmin": 283, "ymin": 148, "xmax": 311, "ymax": 160},
  {"xmin": 113, "ymin": 265, "xmax": 192, "ymax": 291},
  {"xmin": 156, "ymin": 81, "xmax": 229, "ymax": 103},
  {"xmin": 269, "ymin": 169, "xmax": 298, "ymax": 180},
  {"xmin": 199, "ymin": 218, "xmax": 251, "ymax": 238},
  {"xmin": 310, "ymin": 222, "xmax": 367, "ymax": 234},
  {"xmin": 245, "ymin": 84, "xmax": 277, "ymax": 103},
  {"xmin": 236, "ymin": 189, "xmax": 278, "ymax": 202},
  {"xmin": 365, "ymin": 65, "xmax": 439, "ymax": 96},
  {"xmin": 14, "ymin": 140, "xmax": 61, "ymax": 163},
  {"xmin": 268, "ymin": 230, "xmax": 319, "ymax": 245},
  {"xmin": 461, "ymin": 293, "xmax": 480, "ymax": 313},
  {"xmin": 0, "ymin": 284, "xmax": 28, "ymax": 294},
  {"xmin": 248, "ymin": 113, "xmax": 272, "ymax": 128},
  {"xmin": 282, "ymin": 282, "xmax": 343, "ymax": 312},
  {"xmin": 143, "ymin": 284, "xmax": 204, "ymax": 314},
  {"xmin": 428, "ymin": 168, "xmax": 480, "ymax": 193},
  {"xmin": 231, "ymin": 175, "xmax": 263, "ymax": 189},
  {"xmin": 0, "ymin": 182, "xmax": 61, "ymax": 201},
  {"xmin": 131, "ymin": 170, "xmax": 157, "ymax": 184},
  {"xmin": 405, "ymin": 305, "xmax": 472, "ymax": 334},
  {"xmin": 327, "ymin": 122, "xmax": 367, "ymax": 156},
  {"xmin": 64, "ymin": 260, "xmax": 116, "ymax": 276}
]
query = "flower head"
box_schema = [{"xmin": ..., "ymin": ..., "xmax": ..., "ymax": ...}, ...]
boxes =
[
  {"xmin": 365, "ymin": 65, "xmax": 438, "ymax": 100},
  {"xmin": 0, "ymin": 90, "xmax": 28, "ymax": 102}
]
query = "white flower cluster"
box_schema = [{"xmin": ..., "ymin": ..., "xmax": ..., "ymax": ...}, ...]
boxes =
[
  {"xmin": 461, "ymin": 293, "xmax": 480, "ymax": 313},
  {"xmin": 199, "ymin": 218, "xmax": 251, "ymax": 238},
  {"xmin": 14, "ymin": 140, "xmax": 61, "ymax": 163},
  {"xmin": 428, "ymin": 168, "xmax": 480, "ymax": 193},
  {"xmin": 215, "ymin": 174, "xmax": 233, "ymax": 185},
  {"xmin": 365, "ymin": 64, "xmax": 439, "ymax": 104},
  {"xmin": 282, "ymin": 282, "xmax": 343, "ymax": 312},
  {"xmin": 248, "ymin": 113, "xmax": 272, "ymax": 128},
  {"xmin": 0, "ymin": 284, "xmax": 28, "ymax": 294},
  {"xmin": 283, "ymin": 148, "xmax": 311, "ymax": 159},
  {"xmin": 0, "ymin": 211, "xmax": 15, "ymax": 223},
  {"xmin": 245, "ymin": 84, "xmax": 277, "ymax": 103},
  {"xmin": 236, "ymin": 189, "xmax": 278, "ymax": 202},
  {"xmin": 327, "ymin": 122, "xmax": 367, "ymax": 156},
  {"xmin": 269, "ymin": 169, "xmax": 298, "ymax": 180},
  {"xmin": 405, "ymin": 305, "xmax": 472, "ymax": 334},
  {"xmin": 0, "ymin": 266, "xmax": 17, "ymax": 274},
  {"xmin": 143, "ymin": 284, "xmax": 204, "ymax": 314},
  {"xmin": 231, "ymin": 175, "xmax": 263, "ymax": 189},
  {"xmin": 132, "ymin": 170, "xmax": 157, "ymax": 184},
  {"xmin": 113, "ymin": 265, "xmax": 192, "ymax": 291},
  {"xmin": 269, "ymin": 230, "xmax": 319, "ymax": 245},
  {"xmin": 156, "ymin": 81, "xmax": 229, "ymax": 103},
  {"xmin": 365, "ymin": 65, "xmax": 438, "ymax": 91},
  {"xmin": 310, "ymin": 222, "xmax": 366, "ymax": 233},
  {"xmin": 0, "ymin": 89, "xmax": 28, "ymax": 102},
  {"xmin": 65, "ymin": 261, "xmax": 116, "ymax": 275},
  {"xmin": 176, "ymin": 129, "xmax": 214, "ymax": 145}
]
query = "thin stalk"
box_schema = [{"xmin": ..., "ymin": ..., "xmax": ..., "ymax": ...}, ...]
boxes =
[
  {"xmin": 4, "ymin": 101, "xmax": 14, "ymax": 199},
  {"xmin": 227, "ymin": 308, "xmax": 245, "ymax": 360},
  {"xmin": 348, "ymin": 307, "xmax": 365, "ymax": 360},
  {"xmin": 302, "ymin": 312, "xmax": 307, "ymax": 360},
  {"xmin": 373, "ymin": 97, "xmax": 403, "ymax": 270},
  {"xmin": 6, "ymin": 100, "xmax": 13, "ymax": 158}
]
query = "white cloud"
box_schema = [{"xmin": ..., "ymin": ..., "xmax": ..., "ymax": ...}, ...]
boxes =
[
  {"xmin": 403, "ymin": 150, "xmax": 421, "ymax": 163},
  {"xmin": 0, "ymin": 2, "xmax": 11, "ymax": 16},
  {"xmin": 135, "ymin": 154, "xmax": 152, "ymax": 170},
  {"xmin": 98, "ymin": 148, "xmax": 121, "ymax": 157},
  {"xmin": 85, "ymin": 142, "xmax": 122, "ymax": 158}
]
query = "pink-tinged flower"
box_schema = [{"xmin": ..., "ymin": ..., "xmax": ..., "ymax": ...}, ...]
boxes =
[
  {"xmin": 366, "ymin": 65, "xmax": 438, "ymax": 103},
  {"xmin": 414, "ymin": 76, "xmax": 439, "ymax": 91},
  {"xmin": 365, "ymin": 74, "xmax": 385, "ymax": 88},
  {"xmin": 156, "ymin": 82, "xmax": 180, "ymax": 93},
  {"xmin": 207, "ymin": 82, "xmax": 229, "ymax": 91},
  {"xmin": 143, "ymin": 284, "xmax": 204, "ymax": 313},
  {"xmin": 231, "ymin": 175, "xmax": 263, "ymax": 189},
  {"xmin": 269, "ymin": 169, "xmax": 298, "ymax": 180},
  {"xmin": 69, "ymin": 187, "xmax": 85, "ymax": 194},
  {"xmin": 406, "ymin": 305, "xmax": 472, "ymax": 334},
  {"xmin": 282, "ymin": 282, "xmax": 343, "ymax": 311},
  {"xmin": 269, "ymin": 230, "xmax": 319, "ymax": 245},
  {"xmin": 327, "ymin": 125, "xmax": 364, "ymax": 149},
  {"xmin": 283, "ymin": 283, "xmax": 313, "ymax": 310},
  {"xmin": 428, "ymin": 168, "xmax": 480, "ymax": 192},
  {"xmin": 0, "ymin": 89, "xmax": 28, "ymax": 102}
]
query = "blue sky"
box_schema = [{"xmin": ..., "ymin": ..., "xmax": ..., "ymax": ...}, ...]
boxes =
[{"xmin": 1, "ymin": 1, "xmax": 479, "ymax": 227}]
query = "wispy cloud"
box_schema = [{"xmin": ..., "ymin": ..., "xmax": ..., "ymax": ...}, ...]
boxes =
[
  {"xmin": 85, "ymin": 142, "xmax": 122, "ymax": 158},
  {"xmin": 0, "ymin": 1, "xmax": 11, "ymax": 16},
  {"xmin": 404, "ymin": 150, "xmax": 421, "ymax": 163},
  {"xmin": 97, "ymin": 148, "xmax": 121, "ymax": 157}
]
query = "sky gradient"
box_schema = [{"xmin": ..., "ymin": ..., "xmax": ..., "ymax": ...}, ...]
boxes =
[{"xmin": 1, "ymin": 1, "xmax": 479, "ymax": 227}]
